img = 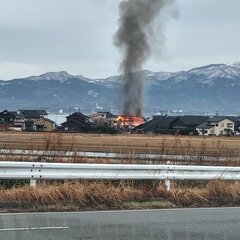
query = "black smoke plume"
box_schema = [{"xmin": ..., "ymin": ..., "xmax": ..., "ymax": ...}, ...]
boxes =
[{"xmin": 115, "ymin": 0, "xmax": 174, "ymax": 116}]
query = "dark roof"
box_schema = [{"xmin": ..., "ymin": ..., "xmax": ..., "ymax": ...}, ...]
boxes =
[
  {"xmin": 62, "ymin": 118, "xmax": 91, "ymax": 127},
  {"xmin": 18, "ymin": 110, "xmax": 47, "ymax": 119},
  {"xmin": 223, "ymin": 116, "xmax": 240, "ymax": 123},
  {"xmin": 176, "ymin": 116, "xmax": 209, "ymax": 127},
  {"xmin": 9, "ymin": 111, "xmax": 18, "ymax": 117},
  {"xmin": 36, "ymin": 110, "xmax": 48, "ymax": 116},
  {"xmin": 0, "ymin": 110, "xmax": 16, "ymax": 117},
  {"xmin": 196, "ymin": 122, "xmax": 214, "ymax": 129},
  {"xmin": 207, "ymin": 116, "xmax": 235, "ymax": 123},
  {"xmin": 18, "ymin": 110, "xmax": 40, "ymax": 119},
  {"xmin": 67, "ymin": 112, "xmax": 89, "ymax": 119},
  {"xmin": 134, "ymin": 116, "xmax": 177, "ymax": 132}
]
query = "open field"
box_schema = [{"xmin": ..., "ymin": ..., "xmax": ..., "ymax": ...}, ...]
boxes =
[
  {"xmin": 1, "ymin": 132, "xmax": 240, "ymax": 155},
  {"xmin": 0, "ymin": 132, "xmax": 240, "ymax": 166}
]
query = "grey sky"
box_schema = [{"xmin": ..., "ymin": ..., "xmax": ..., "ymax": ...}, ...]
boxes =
[{"xmin": 0, "ymin": 0, "xmax": 240, "ymax": 80}]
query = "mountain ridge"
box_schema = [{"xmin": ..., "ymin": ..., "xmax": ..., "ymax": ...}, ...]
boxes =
[{"xmin": 1, "ymin": 63, "xmax": 240, "ymax": 114}]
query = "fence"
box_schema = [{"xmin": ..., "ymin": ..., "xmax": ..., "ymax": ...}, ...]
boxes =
[{"xmin": 0, "ymin": 161, "xmax": 240, "ymax": 190}]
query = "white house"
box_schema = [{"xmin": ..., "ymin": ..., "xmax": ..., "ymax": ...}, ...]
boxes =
[{"xmin": 196, "ymin": 116, "xmax": 234, "ymax": 136}]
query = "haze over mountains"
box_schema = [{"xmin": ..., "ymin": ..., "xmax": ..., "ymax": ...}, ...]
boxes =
[{"xmin": 1, "ymin": 63, "xmax": 240, "ymax": 115}]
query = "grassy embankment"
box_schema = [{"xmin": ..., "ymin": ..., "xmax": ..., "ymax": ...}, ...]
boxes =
[{"xmin": 0, "ymin": 180, "xmax": 239, "ymax": 212}]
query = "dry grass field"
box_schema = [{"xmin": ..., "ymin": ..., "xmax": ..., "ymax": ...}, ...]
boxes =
[
  {"xmin": 1, "ymin": 131, "xmax": 240, "ymax": 155},
  {"xmin": 0, "ymin": 131, "xmax": 240, "ymax": 166}
]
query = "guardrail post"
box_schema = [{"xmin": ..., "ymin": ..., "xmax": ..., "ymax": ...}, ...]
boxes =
[
  {"xmin": 164, "ymin": 179, "xmax": 171, "ymax": 191},
  {"xmin": 165, "ymin": 161, "xmax": 171, "ymax": 191},
  {"xmin": 30, "ymin": 179, "xmax": 36, "ymax": 188}
]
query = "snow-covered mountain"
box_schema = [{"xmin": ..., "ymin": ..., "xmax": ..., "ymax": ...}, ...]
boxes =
[
  {"xmin": 25, "ymin": 71, "xmax": 74, "ymax": 83},
  {"xmin": 188, "ymin": 64, "xmax": 240, "ymax": 79},
  {"xmin": 1, "ymin": 63, "xmax": 240, "ymax": 114}
]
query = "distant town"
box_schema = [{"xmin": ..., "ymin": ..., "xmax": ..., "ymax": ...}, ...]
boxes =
[{"xmin": 0, "ymin": 109, "xmax": 240, "ymax": 136}]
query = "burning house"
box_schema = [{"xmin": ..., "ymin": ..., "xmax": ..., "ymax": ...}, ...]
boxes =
[{"xmin": 116, "ymin": 115, "xmax": 145, "ymax": 130}]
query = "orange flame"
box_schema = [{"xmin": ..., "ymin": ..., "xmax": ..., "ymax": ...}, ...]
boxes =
[{"xmin": 117, "ymin": 116, "xmax": 144, "ymax": 128}]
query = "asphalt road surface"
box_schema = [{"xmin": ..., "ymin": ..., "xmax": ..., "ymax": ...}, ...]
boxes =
[{"xmin": 0, "ymin": 207, "xmax": 239, "ymax": 240}]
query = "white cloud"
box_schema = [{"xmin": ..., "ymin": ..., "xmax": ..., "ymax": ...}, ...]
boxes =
[
  {"xmin": 0, "ymin": 62, "xmax": 43, "ymax": 80},
  {"xmin": 0, "ymin": 0, "xmax": 240, "ymax": 79}
]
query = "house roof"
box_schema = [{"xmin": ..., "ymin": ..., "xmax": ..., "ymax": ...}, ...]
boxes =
[
  {"xmin": 62, "ymin": 118, "xmax": 91, "ymax": 127},
  {"xmin": 18, "ymin": 110, "xmax": 47, "ymax": 119},
  {"xmin": 9, "ymin": 111, "xmax": 18, "ymax": 117},
  {"xmin": 0, "ymin": 110, "xmax": 16, "ymax": 117},
  {"xmin": 44, "ymin": 118, "xmax": 55, "ymax": 124},
  {"xmin": 66, "ymin": 112, "xmax": 89, "ymax": 119},
  {"xmin": 207, "ymin": 116, "xmax": 235, "ymax": 123},
  {"xmin": 196, "ymin": 122, "xmax": 214, "ymax": 129},
  {"xmin": 36, "ymin": 110, "xmax": 48, "ymax": 116},
  {"xmin": 134, "ymin": 116, "xmax": 177, "ymax": 132},
  {"xmin": 175, "ymin": 116, "xmax": 209, "ymax": 127},
  {"xmin": 34, "ymin": 117, "xmax": 55, "ymax": 124}
]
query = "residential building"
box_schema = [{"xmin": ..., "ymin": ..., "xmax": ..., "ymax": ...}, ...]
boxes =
[
  {"xmin": 196, "ymin": 116, "xmax": 235, "ymax": 136},
  {"xmin": 89, "ymin": 112, "xmax": 116, "ymax": 126},
  {"xmin": 134, "ymin": 116, "xmax": 176, "ymax": 134},
  {"xmin": 33, "ymin": 117, "xmax": 56, "ymax": 132},
  {"xmin": 171, "ymin": 116, "xmax": 209, "ymax": 130},
  {"xmin": 14, "ymin": 109, "xmax": 48, "ymax": 131},
  {"xmin": 0, "ymin": 110, "xmax": 16, "ymax": 124},
  {"xmin": 134, "ymin": 115, "xmax": 208, "ymax": 134},
  {"xmin": 61, "ymin": 112, "xmax": 91, "ymax": 132}
]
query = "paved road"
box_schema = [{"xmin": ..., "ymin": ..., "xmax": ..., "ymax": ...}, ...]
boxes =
[{"xmin": 0, "ymin": 208, "xmax": 239, "ymax": 240}]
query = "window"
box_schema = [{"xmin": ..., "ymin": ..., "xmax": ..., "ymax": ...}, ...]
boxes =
[
  {"xmin": 227, "ymin": 123, "xmax": 233, "ymax": 128},
  {"xmin": 220, "ymin": 123, "xmax": 224, "ymax": 127}
]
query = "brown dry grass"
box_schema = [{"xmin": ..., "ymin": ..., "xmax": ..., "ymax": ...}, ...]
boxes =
[
  {"xmin": 0, "ymin": 180, "xmax": 239, "ymax": 212},
  {"xmin": 1, "ymin": 131, "xmax": 240, "ymax": 154},
  {"xmin": 0, "ymin": 132, "xmax": 240, "ymax": 165}
]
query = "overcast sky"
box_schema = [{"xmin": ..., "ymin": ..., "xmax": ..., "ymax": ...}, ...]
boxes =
[{"xmin": 0, "ymin": 0, "xmax": 240, "ymax": 80}]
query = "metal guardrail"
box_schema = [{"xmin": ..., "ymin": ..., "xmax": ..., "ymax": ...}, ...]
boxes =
[{"xmin": 0, "ymin": 161, "xmax": 240, "ymax": 189}]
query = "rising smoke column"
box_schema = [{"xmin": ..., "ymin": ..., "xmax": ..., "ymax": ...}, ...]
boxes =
[{"xmin": 115, "ymin": 0, "xmax": 174, "ymax": 116}]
